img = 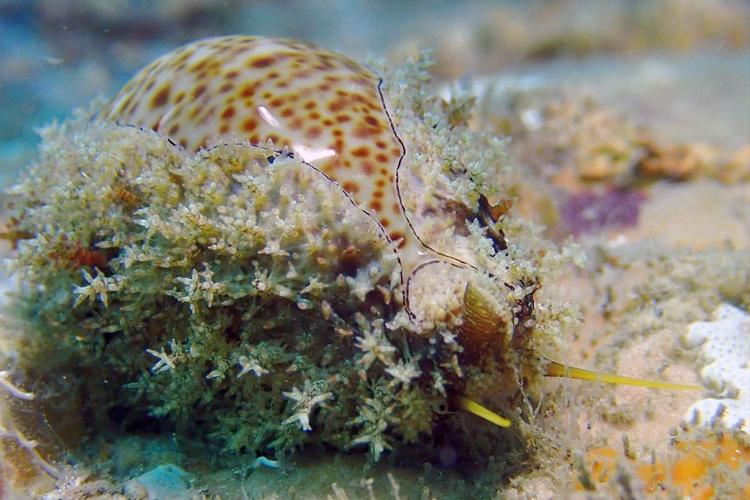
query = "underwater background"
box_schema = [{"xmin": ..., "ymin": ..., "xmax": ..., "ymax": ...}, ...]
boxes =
[{"xmin": 0, "ymin": 0, "xmax": 748, "ymax": 498}]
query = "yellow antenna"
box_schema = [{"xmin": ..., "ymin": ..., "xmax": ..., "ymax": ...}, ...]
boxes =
[
  {"xmin": 453, "ymin": 360, "xmax": 700, "ymax": 429},
  {"xmin": 544, "ymin": 359, "xmax": 702, "ymax": 391},
  {"xmin": 453, "ymin": 394, "xmax": 511, "ymax": 428}
]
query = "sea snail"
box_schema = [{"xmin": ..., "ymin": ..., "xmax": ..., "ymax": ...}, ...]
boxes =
[{"xmin": 103, "ymin": 35, "xmax": 699, "ymax": 429}]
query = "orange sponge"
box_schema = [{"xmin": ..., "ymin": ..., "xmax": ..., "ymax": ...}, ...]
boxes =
[{"xmin": 576, "ymin": 435, "xmax": 749, "ymax": 498}]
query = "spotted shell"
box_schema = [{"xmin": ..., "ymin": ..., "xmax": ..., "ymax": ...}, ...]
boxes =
[{"xmin": 103, "ymin": 36, "xmax": 410, "ymax": 253}]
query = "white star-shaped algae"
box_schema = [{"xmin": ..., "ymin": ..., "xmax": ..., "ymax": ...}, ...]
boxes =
[
  {"xmin": 73, "ymin": 269, "xmax": 124, "ymax": 308},
  {"xmin": 682, "ymin": 303, "xmax": 750, "ymax": 432},
  {"xmin": 282, "ymin": 381, "xmax": 333, "ymax": 432}
]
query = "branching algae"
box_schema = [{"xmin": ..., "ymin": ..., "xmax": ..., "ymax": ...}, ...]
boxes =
[{"xmin": 2, "ymin": 36, "xmax": 698, "ymax": 481}]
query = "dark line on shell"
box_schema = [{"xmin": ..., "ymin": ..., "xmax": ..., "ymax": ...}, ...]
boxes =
[{"xmin": 377, "ymin": 78, "xmax": 483, "ymax": 320}]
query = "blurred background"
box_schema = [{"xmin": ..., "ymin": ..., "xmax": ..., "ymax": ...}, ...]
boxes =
[{"xmin": 1, "ymin": 0, "xmax": 748, "ymax": 186}]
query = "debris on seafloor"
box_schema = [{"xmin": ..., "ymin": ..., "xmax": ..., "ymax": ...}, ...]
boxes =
[
  {"xmin": 123, "ymin": 464, "xmax": 193, "ymax": 500},
  {"xmin": 558, "ymin": 188, "xmax": 645, "ymax": 236},
  {"xmin": 575, "ymin": 433, "xmax": 750, "ymax": 498},
  {"xmin": 476, "ymin": 89, "xmax": 750, "ymax": 188}
]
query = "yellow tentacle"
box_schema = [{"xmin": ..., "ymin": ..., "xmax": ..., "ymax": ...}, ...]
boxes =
[
  {"xmin": 453, "ymin": 395, "xmax": 511, "ymax": 428},
  {"xmin": 544, "ymin": 359, "xmax": 702, "ymax": 391}
]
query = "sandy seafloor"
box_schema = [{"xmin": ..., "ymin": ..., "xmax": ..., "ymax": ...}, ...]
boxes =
[{"xmin": 1, "ymin": 1, "xmax": 749, "ymax": 498}]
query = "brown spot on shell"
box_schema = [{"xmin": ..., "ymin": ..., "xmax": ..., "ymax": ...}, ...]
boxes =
[
  {"xmin": 221, "ymin": 107, "xmax": 235, "ymax": 120},
  {"xmin": 192, "ymin": 84, "xmax": 207, "ymax": 99},
  {"xmin": 249, "ymin": 55, "xmax": 276, "ymax": 68},
  {"xmin": 342, "ymin": 181, "xmax": 359, "ymax": 194},
  {"xmin": 353, "ymin": 125, "xmax": 374, "ymax": 138},
  {"xmin": 150, "ymin": 85, "xmax": 170, "ymax": 109},
  {"xmin": 305, "ymin": 126, "xmax": 322, "ymax": 139},
  {"xmin": 242, "ymin": 118, "xmax": 258, "ymax": 131},
  {"xmin": 352, "ymin": 146, "xmax": 370, "ymax": 158},
  {"xmin": 329, "ymin": 100, "xmax": 345, "ymax": 113},
  {"xmin": 240, "ymin": 85, "xmax": 254, "ymax": 98}
]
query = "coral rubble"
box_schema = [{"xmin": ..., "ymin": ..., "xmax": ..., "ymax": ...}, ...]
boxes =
[{"xmin": 683, "ymin": 303, "xmax": 750, "ymax": 432}]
